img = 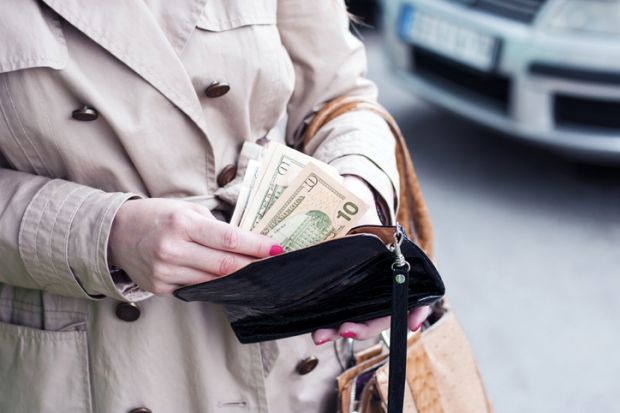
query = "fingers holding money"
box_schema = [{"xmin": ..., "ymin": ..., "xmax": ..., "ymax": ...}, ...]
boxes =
[
  {"xmin": 108, "ymin": 198, "xmax": 285, "ymax": 296},
  {"xmin": 188, "ymin": 217, "xmax": 283, "ymax": 259},
  {"xmin": 148, "ymin": 236, "xmax": 282, "ymax": 294},
  {"xmin": 170, "ymin": 241, "xmax": 255, "ymax": 276}
]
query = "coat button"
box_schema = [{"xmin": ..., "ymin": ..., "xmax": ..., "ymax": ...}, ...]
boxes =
[
  {"xmin": 205, "ymin": 81, "xmax": 230, "ymax": 98},
  {"xmin": 296, "ymin": 356, "xmax": 319, "ymax": 375},
  {"xmin": 128, "ymin": 408, "xmax": 152, "ymax": 413},
  {"xmin": 217, "ymin": 164, "xmax": 237, "ymax": 187},
  {"xmin": 71, "ymin": 105, "xmax": 99, "ymax": 121},
  {"xmin": 116, "ymin": 302, "xmax": 141, "ymax": 322}
]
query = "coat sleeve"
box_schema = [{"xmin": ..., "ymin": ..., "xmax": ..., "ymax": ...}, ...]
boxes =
[
  {"xmin": 0, "ymin": 158, "xmax": 148, "ymax": 301},
  {"xmin": 277, "ymin": 0, "xmax": 399, "ymax": 222}
]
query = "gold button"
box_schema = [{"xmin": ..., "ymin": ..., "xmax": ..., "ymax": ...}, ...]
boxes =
[
  {"xmin": 217, "ymin": 164, "xmax": 237, "ymax": 187},
  {"xmin": 71, "ymin": 106, "xmax": 99, "ymax": 121},
  {"xmin": 296, "ymin": 356, "xmax": 319, "ymax": 375},
  {"xmin": 205, "ymin": 81, "xmax": 230, "ymax": 98},
  {"xmin": 115, "ymin": 302, "xmax": 141, "ymax": 322}
]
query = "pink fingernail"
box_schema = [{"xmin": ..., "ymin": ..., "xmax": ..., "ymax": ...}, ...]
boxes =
[
  {"xmin": 340, "ymin": 331, "xmax": 357, "ymax": 339},
  {"xmin": 413, "ymin": 322, "xmax": 423, "ymax": 331},
  {"xmin": 269, "ymin": 245, "xmax": 284, "ymax": 256},
  {"xmin": 316, "ymin": 338, "xmax": 330, "ymax": 346}
]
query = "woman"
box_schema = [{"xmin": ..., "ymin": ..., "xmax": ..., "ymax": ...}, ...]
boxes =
[{"xmin": 0, "ymin": 0, "xmax": 429, "ymax": 412}]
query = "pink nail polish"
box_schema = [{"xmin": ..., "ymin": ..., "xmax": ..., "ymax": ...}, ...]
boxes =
[
  {"xmin": 413, "ymin": 322, "xmax": 423, "ymax": 332},
  {"xmin": 340, "ymin": 331, "xmax": 357, "ymax": 339},
  {"xmin": 269, "ymin": 245, "xmax": 284, "ymax": 256},
  {"xmin": 316, "ymin": 338, "xmax": 330, "ymax": 346}
]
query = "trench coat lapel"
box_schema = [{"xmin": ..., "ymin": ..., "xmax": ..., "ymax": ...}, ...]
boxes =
[{"xmin": 42, "ymin": 0, "xmax": 210, "ymax": 137}]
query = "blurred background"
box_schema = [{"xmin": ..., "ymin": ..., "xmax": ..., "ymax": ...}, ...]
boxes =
[{"xmin": 349, "ymin": 0, "xmax": 620, "ymax": 411}]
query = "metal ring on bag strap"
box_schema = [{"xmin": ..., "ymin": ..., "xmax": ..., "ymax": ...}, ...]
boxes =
[{"xmin": 302, "ymin": 96, "xmax": 434, "ymax": 258}]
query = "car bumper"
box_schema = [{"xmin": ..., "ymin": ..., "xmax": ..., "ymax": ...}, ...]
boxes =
[{"xmin": 382, "ymin": 0, "xmax": 620, "ymax": 157}]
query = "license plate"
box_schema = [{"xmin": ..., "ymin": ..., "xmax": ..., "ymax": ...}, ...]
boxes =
[{"xmin": 398, "ymin": 4, "xmax": 500, "ymax": 72}]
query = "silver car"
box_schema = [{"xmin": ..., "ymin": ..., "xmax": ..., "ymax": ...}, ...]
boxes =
[{"xmin": 381, "ymin": 0, "xmax": 620, "ymax": 157}]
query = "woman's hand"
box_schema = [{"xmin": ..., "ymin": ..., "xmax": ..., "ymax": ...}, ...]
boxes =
[
  {"xmin": 311, "ymin": 176, "xmax": 431, "ymax": 345},
  {"xmin": 108, "ymin": 198, "xmax": 282, "ymax": 295}
]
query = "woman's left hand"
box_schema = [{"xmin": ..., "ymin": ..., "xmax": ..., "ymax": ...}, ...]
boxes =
[{"xmin": 311, "ymin": 175, "xmax": 431, "ymax": 345}]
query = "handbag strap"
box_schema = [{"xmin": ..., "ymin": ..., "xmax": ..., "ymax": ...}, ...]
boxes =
[
  {"xmin": 302, "ymin": 96, "xmax": 434, "ymax": 257},
  {"xmin": 387, "ymin": 228, "xmax": 411, "ymax": 413}
]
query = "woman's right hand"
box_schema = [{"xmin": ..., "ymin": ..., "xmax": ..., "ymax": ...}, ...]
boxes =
[{"xmin": 108, "ymin": 198, "xmax": 283, "ymax": 295}]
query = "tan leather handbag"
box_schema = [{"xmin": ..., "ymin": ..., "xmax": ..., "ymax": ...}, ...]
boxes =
[{"xmin": 304, "ymin": 96, "xmax": 493, "ymax": 413}]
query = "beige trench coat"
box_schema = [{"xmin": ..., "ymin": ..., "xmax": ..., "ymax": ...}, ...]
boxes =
[{"xmin": 0, "ymin": 0, "xmax": 400, "ymax": 412}]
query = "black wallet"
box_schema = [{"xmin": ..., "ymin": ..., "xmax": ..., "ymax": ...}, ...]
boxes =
[{"xmin": 174, "ymin": 225, "xmax": 445, "ymax": 344}]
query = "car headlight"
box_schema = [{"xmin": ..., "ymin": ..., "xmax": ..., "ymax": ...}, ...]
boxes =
[{"xmin": 545, "ymin": 0, "xmax": 620, "ymax": 36}]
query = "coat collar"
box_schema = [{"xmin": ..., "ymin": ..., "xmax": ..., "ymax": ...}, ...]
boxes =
[{"xmin": 42, "ymin": 0, "xmax": 209, "ymax": 137}]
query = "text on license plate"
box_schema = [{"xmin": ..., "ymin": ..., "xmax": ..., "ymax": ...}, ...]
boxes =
[{"xmin": 398, "ymin": 5, "xmax": 500, "ymax": 72}]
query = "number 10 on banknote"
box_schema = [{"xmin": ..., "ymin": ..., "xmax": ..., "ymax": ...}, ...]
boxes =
[{"xmin": 253, "ymin": 163, "xmax": 369, "ymax": 252}]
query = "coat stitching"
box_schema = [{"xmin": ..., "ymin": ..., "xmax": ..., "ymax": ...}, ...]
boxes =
[
  {"xmin": 94, "ymin": 193, "xmax": 128, "ymax": 298},
  {"xmin": 62, "ymin": 189, "xmax": 102, "ymax": 298},
  {"xmin": 5, "ymin": 77, "xmax": 55, "ymax": 177},
  {"xmin": 0, "ymin": 57, "xmax": 64, "ymax": 72},
  {"xmin": 26, "ymin": 181, "xmax": 71, "ymax": 288},
  {"xmin": 0, "ymin": 78, "xmax": 39, "ymax": 173},
  {"xmin": 76, "ymin": 325, "xmax": 94, "ymax": 413},
  {"xmin": 0, "ymin": 301, "xmax": 86, "ymax": 315},
  {"xmin": 0, "ymin": 322, "xmax": 87, "ymax": 341},
  {"xmin": 46, "ymin": 184, "xmax": 87, "ymax": 290},
  {"xmin": 55, "ymin": 187, "xmax": 97, "ymax": 295},
  {"xmin": 16, "ymin": 182, "xmax": 51, "ymax": 291}
]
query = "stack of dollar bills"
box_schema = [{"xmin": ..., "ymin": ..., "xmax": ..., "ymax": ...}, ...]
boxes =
[{"xmin": 231, "ymin": 142, "xmax": 369, "ymax": 252}]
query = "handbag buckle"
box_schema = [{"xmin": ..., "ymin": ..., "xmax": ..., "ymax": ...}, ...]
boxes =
[{"xmin": 390, "ymin": 224, "xmax": 410, "ymax": 275}]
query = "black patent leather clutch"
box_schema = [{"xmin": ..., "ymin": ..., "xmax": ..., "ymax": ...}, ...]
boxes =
[{"xmin": 174, "ymin": 225, "xmax": 445, "ymax": 344}]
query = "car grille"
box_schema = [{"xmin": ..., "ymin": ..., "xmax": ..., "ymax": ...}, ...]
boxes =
[
  {"xmin": 554, "ymin": 95, "xmax": 620, "ymax": 131},
  {"xmin": 410, "ymin": 46, "xmax": 512, "ymax": 113},
  {"xmin": 447, "ymin": 0, "xmax": 548, "ymax": 23}
]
